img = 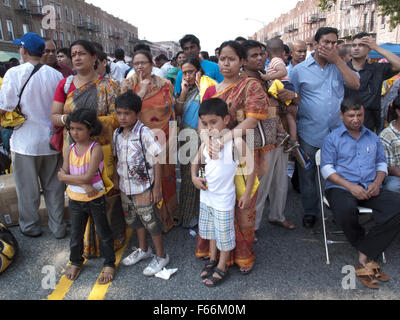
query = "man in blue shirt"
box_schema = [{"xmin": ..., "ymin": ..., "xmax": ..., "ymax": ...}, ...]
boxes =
[
  {"xmin": 321, "ymin": 96, "xmax": 400, "ymax": 286},
  {"xmin": 174, "ymin": 34, "xmax": 224, "ymax": 96},
  {"xmin": 290, "ymin": 27, "xmax": 360, "ymax": 228}
]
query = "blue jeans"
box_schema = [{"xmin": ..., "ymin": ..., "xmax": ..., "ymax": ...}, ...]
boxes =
[
  {"xmin": 298, "ymin": 138, "xmax": 320, "ymax": 217},
  {"xmin": 69, "ymin": 196, "xmax": 115, "ymax": 268},
  {"xmin": 383, "ymin": 176, "xmax": 400, "ymax": 193}
]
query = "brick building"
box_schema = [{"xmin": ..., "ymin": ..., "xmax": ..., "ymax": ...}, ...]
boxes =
[
  {"xmin": 0, "ymin": 0, "xmax": 139, "ymax": 57},
  {"xmin": 253, "ymin": 0, "xmax": 400, "ymax": 46}
]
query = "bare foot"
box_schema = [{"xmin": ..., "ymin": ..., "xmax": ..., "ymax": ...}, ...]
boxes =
[
  {"xmin": 98, "ymin": 266, "xmax": 115, "ymax": 285},
  {"xmin": 65, "ymin": 265, "xmax": 81, "ymax": 281}
]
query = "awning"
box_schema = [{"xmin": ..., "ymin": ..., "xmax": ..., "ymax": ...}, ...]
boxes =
[
  {"xmin": 369, "ymin": 43, "xmax": 400, "ymax": 59},
  {"xmin": 0, "ymin": 51, "xmax": 21, "ymax": 62}
]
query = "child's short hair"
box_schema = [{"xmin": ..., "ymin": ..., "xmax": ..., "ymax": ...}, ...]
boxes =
[
  {"xmin": 66, "ymin": 108, "xmax": 103, "ymax": 136},
  {"xmin": 115, "ymin": 90, "xmax": 142, "ymax": 114},
  {"xmin": 199, "ymin": 98, "xmax": 229, "ymax": 118}
]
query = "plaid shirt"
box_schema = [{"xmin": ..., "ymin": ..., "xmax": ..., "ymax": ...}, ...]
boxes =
[
  {"xmin": 113, "ymin": 120, "xmax": 163, "ymax": 195},
  {"xmin": 380, "ymin": 121, "xmax": 400, "ymax": 168}
]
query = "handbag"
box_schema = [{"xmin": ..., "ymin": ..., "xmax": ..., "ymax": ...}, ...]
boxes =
[
  {"xmin": 0, "ymin": 63, "xmax": 43, "ymax": 130},
  {"xmin": 252, "ymin": 107, "xmax": 278, "ymax": 149}
]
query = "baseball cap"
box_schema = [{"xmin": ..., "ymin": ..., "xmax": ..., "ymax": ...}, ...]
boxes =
[{"xmin": 13, "ymin": 32, "xmax": 45, "ymax": 55}]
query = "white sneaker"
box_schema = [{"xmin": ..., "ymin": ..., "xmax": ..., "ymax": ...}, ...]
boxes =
[
  {"xmin": 122, "ymin": 247, "xmax": 153, "ymax": 266},
  {"xmin": 143, "ymin": 254, "xmax": 170, "ymax": 277}
]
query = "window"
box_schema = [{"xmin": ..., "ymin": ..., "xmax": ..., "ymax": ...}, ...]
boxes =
[
  {"xmin": 71, "ymin": 9, "xmax": 74, "ymax": 25},
  {"xmin": 6, "ymin": 20, "xmax": 14, "ymax": 40},
  {"xmin": 3, "ymin": 0, "xmax": 10, "ymax": 7},
  {"xmin": 19, "ymin": 0, "xmax": 27, "ymax": 9},
  {"xmin": 0, "ymin": 19, "xmax": 3, "ymax": 40},
  {"xmin": 22, "ymin": 24, "xmax": 29, "ymax": 34},
  {"xmin": 370, "ymin": 11, "xmax": 375, "ymax": 32},
  {"xmin": 78, "ymin": 12, "xmax": 83, "ymax": 25},
  {"xmin": 60, "ymin": 32, "xmax": 64, "ymax": 47},
  {"xmin": 53, "ymin": 31, "xmax": 58, "ymax": 41},
  {"xmin": 67, "ymin": 32, "xmax": 71, "ymax": 46},
  {"xmin": 57, "ymin": 6, "xmax": 62, "ymax": 21},
  {"xmin": 65, "ymin": 7, "xmax": 69, "ymax": 21},
  {"xmin": 40, "ymin": 28, "xmax": 46, "ymax": 38}
]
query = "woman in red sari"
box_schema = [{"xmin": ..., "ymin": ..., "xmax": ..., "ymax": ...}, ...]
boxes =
[
  {"xmin": 197, "ymin": 41, "xmax": 270, "ymax": 274},
  {"xmin": 122, "ymin": 50, "xmax": 178, "ymax": 233}
]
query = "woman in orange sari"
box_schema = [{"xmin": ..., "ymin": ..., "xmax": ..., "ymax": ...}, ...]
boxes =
[
  {"xmin": 51, "ymin": 40, "xmax": 125, "ymax": 258},
  {"xmin": 197, "ymin": 41, "xmax": 270, "ymax": 274},
  {"xmin": 122, "ymin": 50, "xmax": 178, "ymax": 233}
]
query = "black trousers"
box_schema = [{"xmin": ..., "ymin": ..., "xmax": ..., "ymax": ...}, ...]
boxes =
[
  {"xmin": 326, "ymin": 188, "xmax": 400, "ymax": 260},
  {"xmin": 69, "ymin": 196, "xmax": 116, "ymax": 268},
  {"xmin": 363, "ymin": 109, "xmax": 381, "ymax": 133}
]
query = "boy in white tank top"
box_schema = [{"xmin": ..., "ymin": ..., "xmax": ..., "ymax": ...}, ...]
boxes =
[{"xmin": 191, "ymin": 98, "xmax": 256, "ymax": 287}]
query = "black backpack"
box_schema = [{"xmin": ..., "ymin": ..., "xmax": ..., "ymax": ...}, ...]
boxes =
[{"xmin": 0, "ymin": 223, "xmax": 18, "ymax": 274}]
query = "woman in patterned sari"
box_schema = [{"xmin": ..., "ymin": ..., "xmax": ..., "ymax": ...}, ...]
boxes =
[
  {"xmin": 197, "ymin": 41, "xmax": 270, "ymax": 275},
  {"xmin": 122, "ymin": 50, "xmax": 178, "ymax": 233},
  {"xmin": 51, "ymin": 40, "xmax": 125, "ymax": 258},
  {"xmin": 175, "ymin": 57, "xmax": 217, "ymax": 228}
]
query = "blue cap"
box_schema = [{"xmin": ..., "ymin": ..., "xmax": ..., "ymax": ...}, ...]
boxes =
[{"xmin": 13, "ymin": 32, "xmax": 45, "ymax": 55}]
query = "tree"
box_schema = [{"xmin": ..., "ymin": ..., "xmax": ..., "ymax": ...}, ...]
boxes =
[{"xmin": 318, "ymin": 0, "xmax": 400, "ymax": 31}]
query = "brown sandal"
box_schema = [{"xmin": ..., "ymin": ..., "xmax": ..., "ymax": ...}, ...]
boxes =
[
  {"xmin": 355, "ymin": 264, "xmax": 379, "ymax": 289},
  {"xmin": 365, "ymin": 261, "xmax": 389, "ymax": 282},
  {"xmin": 98, "ymin": 266, "xmax": 115, "ymax": 285}
]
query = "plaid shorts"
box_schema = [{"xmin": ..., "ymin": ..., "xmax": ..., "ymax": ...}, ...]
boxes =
[
  {"xmin": 199, "ymin": 202, "xmax": 236, "ymax": 252},
  {"xmin": 120, "ymin": 189, "xmax": 162, "ymax": 237}
]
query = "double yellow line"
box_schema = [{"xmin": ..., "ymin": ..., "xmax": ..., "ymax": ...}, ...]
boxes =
[{"xmin": 47, "ymin": 227, "xmax": 134, "ymax": 300}]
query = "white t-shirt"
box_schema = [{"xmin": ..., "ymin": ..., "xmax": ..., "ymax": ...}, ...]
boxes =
[
  {"xmin": 159, "ymin": 62, "xmax": 174, "ymax": 78},
  {"xmin": 0, "ymin": 62, "xmax": 63, "ymax": 156},
  {"xmin": 200, "ymin": 140, "xmax": 239, "ymax": 211},
  {"xmin": 115, "ymin": 61, "xmax": 131, "ymax": 80}
]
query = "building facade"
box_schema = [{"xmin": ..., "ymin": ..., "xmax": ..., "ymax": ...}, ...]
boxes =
[
  {"xmin": 0, "ymin": 0, "xmax": 139, "ymax": 56},
  {"xmin": 253, "ymin": 0, "xmax": 400, "ymax": 45}
]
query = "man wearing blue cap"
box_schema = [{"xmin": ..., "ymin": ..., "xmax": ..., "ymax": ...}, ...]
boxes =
[{"xmin": 0, "ymin": 33, "xmax": 66, "ymax": 239}]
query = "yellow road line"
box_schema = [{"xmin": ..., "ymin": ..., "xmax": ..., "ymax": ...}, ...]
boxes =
[
  {"xmin": 47, "ymin": 259, "xmax": 88, "ymax": 301},
  {"xmin": 87, "ymin": 227, "xmax": 134, "ymax": 300}
]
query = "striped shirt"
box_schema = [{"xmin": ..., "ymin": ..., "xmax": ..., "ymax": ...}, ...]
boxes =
[
  {"xmin": 113, "ymin": 120, "xmax": 163, "ymax": 196},
  {"xmin": 267, "ymin": 57, "xmax": 290, "ymax": 82},
  {"xmin": 66, "ymin": 141, "xmax": 105, "ymax": 202},
  {"xmin": 379, "ymin": 121, "xmax": 400, "ymax": 168}
]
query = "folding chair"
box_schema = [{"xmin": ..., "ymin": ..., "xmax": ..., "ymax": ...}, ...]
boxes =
[{"xmin": 315, "ymin": 149, "xmax": 386, "ymax": 265}]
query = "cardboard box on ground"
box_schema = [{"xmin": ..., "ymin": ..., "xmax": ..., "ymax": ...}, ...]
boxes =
[{"xmin": 0, "ymin": 174, "xmax": 69, "ymax": 227}]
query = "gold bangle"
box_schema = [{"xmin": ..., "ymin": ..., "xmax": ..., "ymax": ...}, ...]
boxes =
[{"xmin": 60, "ymin": 114, "xmax": 66, "ymax": 125}]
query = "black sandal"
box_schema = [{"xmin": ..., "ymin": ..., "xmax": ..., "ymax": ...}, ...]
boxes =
[
  {"xmin": 204, "ymin": 268, "xmax": 229, "ymax": 287},
  {"xmin": 200, "ymin": 260, "xmax": 218, "ymax": 279}
]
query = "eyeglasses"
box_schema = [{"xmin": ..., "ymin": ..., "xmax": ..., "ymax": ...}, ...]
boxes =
[{"xmin": 133, "ymin": 61, "xmax": 150, "ymax": 67}]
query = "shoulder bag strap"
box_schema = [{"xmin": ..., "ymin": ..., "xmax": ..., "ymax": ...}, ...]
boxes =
[{"xmin": 17, "ymin": 63, "xmax": 44, "ymax": 113}]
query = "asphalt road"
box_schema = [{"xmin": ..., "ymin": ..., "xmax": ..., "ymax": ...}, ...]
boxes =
[{"xmin": 1, "ymin": 177, "xmax": 400, "ymax": 302}]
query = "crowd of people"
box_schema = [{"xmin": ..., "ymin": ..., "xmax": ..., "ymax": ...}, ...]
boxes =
[{"xmin": 1, "ymin": 26, "xmax": 400, "ymax": 289}]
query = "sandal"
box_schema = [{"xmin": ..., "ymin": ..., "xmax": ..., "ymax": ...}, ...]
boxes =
[
  {"xmin": 65, "ymin": 264, "xmax": 82, "ymax": 281},
  {"xmin": 98, "ymin": 266, "xmax": 116, "ymax": 285},
  {"xmin": 284, "ymin": 140, "xmax": 300, "ymax": 153},
  {"xmin": 277, "ymin": 133, "xmax": 290, "ymax": 147},
  {"xmin": 200, "ymin": 260, "xmax": 218, "ymax": 279},
  {"xmin": 355, "ymin": 264, "xmax": 379, "ymax": 289},
  {"xmin": 365, "ymin": 261, "xmax": 389, "ymax": 282},
  {"xmin": 240, "ymin": 266, "xmax": 253, "ymax": 275},
  {"xmin": 203, "ymin": 268, "xmax": 229, "ymax": 287}
]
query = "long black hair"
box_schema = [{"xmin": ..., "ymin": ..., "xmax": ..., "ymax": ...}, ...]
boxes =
[{"xmin": 66, "ymin": 108, "xmax": 103, "ymax": 137}]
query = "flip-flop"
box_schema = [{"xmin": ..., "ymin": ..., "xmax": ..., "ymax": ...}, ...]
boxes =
[
  {"xmin": 239, "ymin": 266, "xmax": 253, "ymax": 275},
  {"xmin": 203, "ymin": 268, "xmax": 229, "ymax": 287},
  {"xmin": 98, "ymin": 266, "xmax": 115, "ymax": 285},
  {"xmin": 355, "ymin": 264, "xmax": 379, "ymax": 289},
  {"xmin": 365, "ymin": 261, "xmax": 390, "ymax": 282},
  {"xmin": 65, "ymin": 265, "xmax": 82, "ymax": 281}
]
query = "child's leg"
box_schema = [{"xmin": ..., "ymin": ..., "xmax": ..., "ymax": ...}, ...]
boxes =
[
  {"xmin": 137, "ymin": 227, "xmax": 149, "ymax": 252},
  {"xmin": 89, "ymin": 196, "xmax": 116, "ymax": 268},
  {"xmin": 286, "ymin": 112, "xmax": 298, "ymax": 142},
  {"xmin": 67, "ymin": 199, "xmax": 89, "ymax": 280},
  {"xmin": 152, "ymin": 234, "xmax": 166, "ymax": 258}
]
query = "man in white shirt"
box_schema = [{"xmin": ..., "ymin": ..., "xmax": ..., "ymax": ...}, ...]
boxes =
[
  {"xmin": 112, "ymin": 48, "xmax": 131, "ymax": 83},
  {"xmin": 0, "ymin": 33, "xmax": 66, "ymax": 239},
  {"xmin": 155, "ymin": 54, "xmax": 174, "ymax": 79}
]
